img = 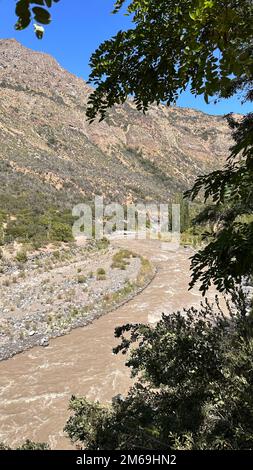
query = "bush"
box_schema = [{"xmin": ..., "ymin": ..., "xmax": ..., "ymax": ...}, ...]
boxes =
[
  {"xmin": 96, "ymin": 268, "xmax": 106, "ymax": 281},
  {"xmin": 97, "ymin": 268, "xmax": 106, "ymax": 276},
  {"xmin": 16, "ymin": 250, "xmax": 28, "ymax": 263},
  {"xmin": 0, "ymin": 440, "xmax": 49, "ymax": 450},
  {"xmin": 4, "ymin": 207, "xmax": 74, "ymax": 247},
  {"xmin": 77, "ymin": 275, "xmax": 87, "ymax": 284},
  {"xmin": 65, "ymin": 292, "xmax": 253, "ymax": 450},
  {"xmin": 111, "ymin": 249, "xmax": 132, "ymax": 270}
]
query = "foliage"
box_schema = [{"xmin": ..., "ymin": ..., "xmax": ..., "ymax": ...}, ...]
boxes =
[
  {"xmin": 3, "ymin": 208, "xmax": 74, "ymax": 247},
  {"xmin": 85, "ymin": 1, "xmax": 253, "ymax": 296},
  {"xmin": 14, "ymin": 0, "xmax": 61, "ymax": 38},
  {"xmin": 111, "ymin": 249, "xmax": 132, "ymax": 269},
  {"xmin": 13, "ymin": 2, "xmax": 252, "ymax": 111},
  {"xmin": 77, "ymin": 275, "xmax": 87, "ymax": 284},
  {"xmin": 65, "ymin": 293, "xmax": 253, "ymax": 450},
  {"xmin": 0, "ymin": 439, "xmax": 49, "ymax": 450},
  {"xmin": 186, "ymin": 113, "xmax": 253, "ymax": 293},
  {"xmin": 86, "ymin": 0, "xmax": 253, "ymax": 121},
  {"xmin": 8, "ymin": 0, "xmax": 253, "ymax": 453},
  {"xmin": 15, "ymin": 249, "xmax": 28, "ymax": 263}
]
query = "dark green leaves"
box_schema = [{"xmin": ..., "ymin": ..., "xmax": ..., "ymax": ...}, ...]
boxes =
[
  {"xmin": 32, "ymin": 6, "xmax": 51, "ymax": 25},
  {"xmin": 15, "ymin": 1, "xmax": 31, "ymax": 30},
  {"xmin": 65, "ymin": 295, "xmax": 253, "ymax": 450},
  {"xmin": 87, "ymin": 0, "xmax": 253, "ymax": 121},
  {"xmin": 186, "ymin": 113, "xmax": 253, "ymax": 294},
  {"xmin": 14, "ymin": 0, "xmax": 61, "ymax": 37}
]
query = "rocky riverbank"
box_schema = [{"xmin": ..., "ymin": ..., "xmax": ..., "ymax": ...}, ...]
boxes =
[{"xmin": 0, "ymin": 241, "xmax": 155, "ymax": 360}]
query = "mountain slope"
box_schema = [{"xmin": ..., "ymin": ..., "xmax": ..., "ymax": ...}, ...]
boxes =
[{"xmin": 0, "ymin": 39, "xmax": 232, "ymax": 213}]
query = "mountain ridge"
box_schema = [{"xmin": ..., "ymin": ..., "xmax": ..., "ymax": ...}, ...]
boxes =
[{"xmin": 0, "ymin": 39, "xmax": 232, "ymax": 213}]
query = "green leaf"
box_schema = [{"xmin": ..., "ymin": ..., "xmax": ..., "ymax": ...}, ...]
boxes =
[
  {"xmin": 189, "ymin": 11, "xmax": 197, "ymax": 21},
  {"xmin": 32, "ymin": 6, "xmax": 51, "ymax": 25}
]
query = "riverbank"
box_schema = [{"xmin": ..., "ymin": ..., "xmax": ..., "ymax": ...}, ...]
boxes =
[{"xmin": 0, "ymin": 241, "xmax": 155, "ymax": 361}]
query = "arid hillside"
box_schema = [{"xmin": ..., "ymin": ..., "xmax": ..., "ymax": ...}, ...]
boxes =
[{"xmin": 0, "ymin": 39, "xmax": 233, "ymax": 211}]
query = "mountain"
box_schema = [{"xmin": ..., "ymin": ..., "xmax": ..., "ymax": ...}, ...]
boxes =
[{"xmin": 0, "ymin": 39, "xmax": 232, "ymax": 214}]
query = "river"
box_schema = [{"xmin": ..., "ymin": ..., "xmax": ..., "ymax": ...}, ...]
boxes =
[{"xmin": 0, "ymin": 240, "xmax": 218, "ymax": 449}]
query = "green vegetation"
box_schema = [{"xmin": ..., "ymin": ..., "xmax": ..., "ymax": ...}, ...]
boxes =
[
  {"xmin": 0, "ymin": 440, "xmax": 49, "ymax": 450},
  {"xmin": 111, "ymin": 249, "xmax": 132, "ymax": 270},
  {"xmin": 96, "ymin": 268, "xmax": 106, "ymax": 281},
  {"xmin": 65, "ymin": 294, "xmax": 253, "ymax": 450},
  {"xmin": 15, "ymin": 250, "xmax": 28, "ymax": 263},
  {"xmin": 5, "ymin": 0, "xmax": 253, "ymax": 453},
  {"xmin": 76, "ymin": 275, "xmax": 87, "ymax": 284},
  {"xmin": 1, "ymin": 206, "xmax": 74, "ymax": 249},
  {"xmin": 64, "ymin": 0, "xmax": 253, "ymax": 451}
]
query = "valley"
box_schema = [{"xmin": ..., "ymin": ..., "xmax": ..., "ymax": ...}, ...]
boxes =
[{"xmin": 0, "ymin": 38, "xmax": 237, "ymax": 451}]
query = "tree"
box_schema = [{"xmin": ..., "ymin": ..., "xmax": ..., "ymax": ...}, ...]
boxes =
[
  {"xmin": 186, "ymin": 113, "xmax": 253, "ymax": 293},
  {"xmin": 86, "ymin": 0, "xmax": 253, "ymax": 122},
  {"xmin": 13, "ymin": 1, "xmax": 253, "ymax": 116}
]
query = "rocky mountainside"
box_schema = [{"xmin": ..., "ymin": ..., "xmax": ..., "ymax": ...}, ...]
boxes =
[{"xmin": 0, "ymin": 39, "xmax": 232, "ymax": 212}]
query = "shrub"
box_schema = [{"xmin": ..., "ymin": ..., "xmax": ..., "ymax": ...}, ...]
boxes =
[
  {"xmin": 0, "ymin": 440, "xmax": 50, "ymax": 450},
  {"xmin": 65, "ymin": 292, "xmax": 253, "ymax": 450},
  {"xmin": 111, "ymin": 249, "xmax": 132, "ymax": 270},
  {"xmin": 15, "ymin": 250, "xmax": 28, "ymax": 263},
  {"xmin": 77, "ymin": 275, "xmax": 87, "ymax": 284},
  {"xmin": 96, "ymin": 268, "xmax": 106, "ymax": 281}
]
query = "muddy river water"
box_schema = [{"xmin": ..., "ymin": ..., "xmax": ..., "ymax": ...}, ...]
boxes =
[{"xmin": 0, "ymin": 240, "xmax": 218, "ymax": 449}]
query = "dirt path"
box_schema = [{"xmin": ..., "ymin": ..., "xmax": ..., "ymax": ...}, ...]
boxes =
[{"xmin": 0, "ymin": 240, "xmax": 219, "ymax": 449}]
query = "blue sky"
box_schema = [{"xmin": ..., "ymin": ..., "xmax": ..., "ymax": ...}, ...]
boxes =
[{"xmin": 0, "ymin": 0, "xmax": 251, "ymax": 116}]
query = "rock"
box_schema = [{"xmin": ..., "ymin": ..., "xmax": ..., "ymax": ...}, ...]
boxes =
[
  {"xmin": 28, "ymin": 330, "xmax": 36, "ymax": 336},
  {"xmin": 40, "ymin": 338, "xmax": 49, "ymax": 347}
]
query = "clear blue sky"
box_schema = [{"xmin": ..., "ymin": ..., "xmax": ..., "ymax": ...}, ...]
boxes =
[{"xmin": 0, "ymin": 0, "xmax": 251, "ymax": 116}]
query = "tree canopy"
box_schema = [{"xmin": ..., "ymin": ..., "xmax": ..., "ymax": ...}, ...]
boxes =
[
  {"xmin": 87, "ymin": 0, "xmax": 253, "ymax": 122},
  {"xmin": 186, "ymin": 113, "xmax": 253, "ymax": 293},
  {"xmin": 87, "ymin": 0, "xmax": 253, "ymax": 294}
]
